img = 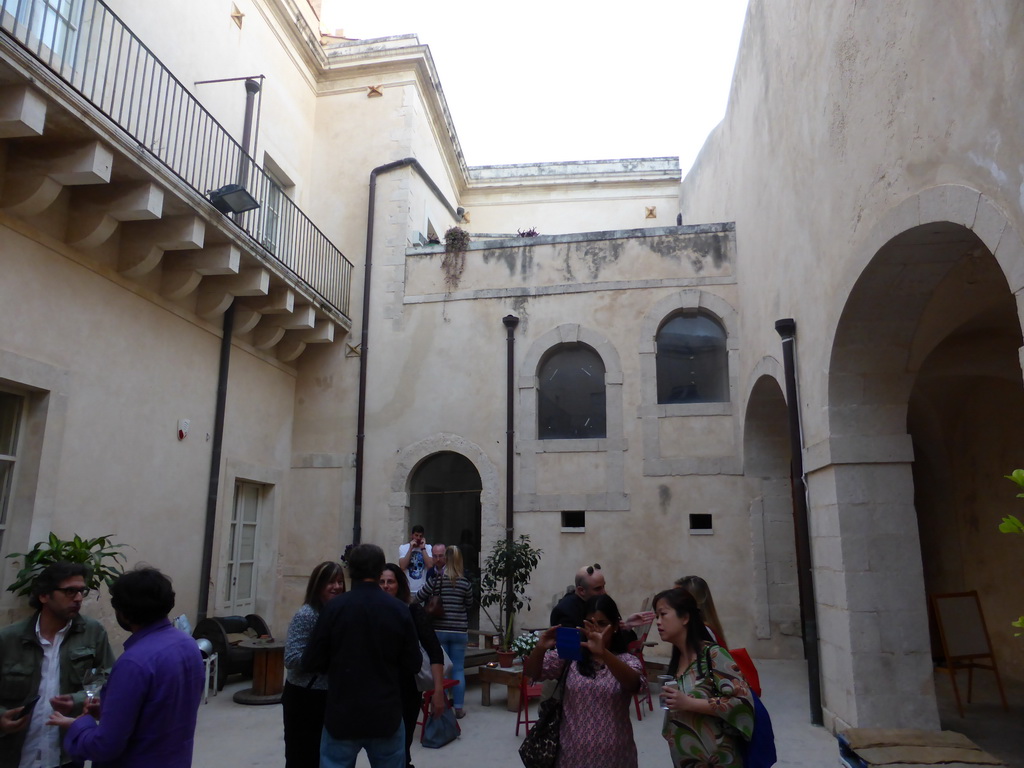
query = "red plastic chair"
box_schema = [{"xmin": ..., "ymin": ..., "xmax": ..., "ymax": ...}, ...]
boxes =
[
  {"xmin": 628, "ymin": 617, "xmax": 656, "ymax": 719},
  {"xmin": 515, "ymin": 674, "xmax": 544, "ymax": 736},
  {"xmin": 417, "ymin": 678, "xmax": 460, "ymax": 742}
]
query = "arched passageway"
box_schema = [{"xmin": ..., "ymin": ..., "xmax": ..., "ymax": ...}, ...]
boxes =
[
  {"xmin": 409, "ymin": 451, "xmax": 483, "ymax": 578},
  {"xmin": 743, "ymin": 372, "xmax": 801, "ymax": 658},
  {"xmin": 822, "ymin": 210, "xmax": 1024, "ymax": 728}
]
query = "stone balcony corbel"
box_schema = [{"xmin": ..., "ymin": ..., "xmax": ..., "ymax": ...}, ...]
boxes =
[
  {"xmin": 196, "ymin": 268, "xmax": 270, "ymax": 320},
  {"xmin": 160, "ymin": 245, "xmax": 241, "ymax": 300},
  {"xmin": 0, "ymin": 84, "xmax": 47, "ymax": 138},
  {"xmin": 118, "ymin": 215, "xmax": 205, "ymax": 278},
  {"xmin": 65, "ymin": 181, "xmax": 164, "ymax": 249},
  {"xmin": 0, "ymin": 139, "xmax": 113, "ymax": 216}
]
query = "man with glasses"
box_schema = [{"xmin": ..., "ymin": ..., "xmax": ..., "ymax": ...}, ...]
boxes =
[
  {"xmin": 550, "ymin": 563, "xmax": 606, "ymax": 628},
  {"xmin": 0, "ymin": 562, "xmax": 114, "ymax": 768}
]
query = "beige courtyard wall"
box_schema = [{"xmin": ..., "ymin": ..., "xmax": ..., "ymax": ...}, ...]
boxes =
[
  {"xmin": 354, "ymin": 223, "xmax": 767, "ymax": 656},
  {"xmin": 107, "ymin": 0, "xmax": 324, "ymax": 213},
  {"xmin": 0, "ymin": 218, "xmax": 299, "ymax": 639},
  {"xmin": 677, "ymin": 0, "xmax": 1024, "ymax": 729}
]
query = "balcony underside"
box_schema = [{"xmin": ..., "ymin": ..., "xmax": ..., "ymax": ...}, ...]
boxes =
[{"xmin": 0, "ymin": 42, "xmax": 350, "ymax": 363}]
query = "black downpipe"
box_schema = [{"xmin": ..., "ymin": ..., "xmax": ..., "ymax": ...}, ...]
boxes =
[
  {"xmin": 353, "ymin": 159, "xmax": 461, "ymax": 545},
  {"xmin": 775, "ymin": 318, "xmax": 823, "ymax": 725},
  {"xmin": 198, "ymin": 301, "xmax": 235, "ymax": 621},
  {"xmin": 502, "ymin": 315, "xmax": 519, "ymax": 632}
]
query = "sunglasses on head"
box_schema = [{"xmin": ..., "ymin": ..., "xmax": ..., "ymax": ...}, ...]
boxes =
[{"xmin": 586, "ymin": 563, "xmax": 601, "ymax": 576}]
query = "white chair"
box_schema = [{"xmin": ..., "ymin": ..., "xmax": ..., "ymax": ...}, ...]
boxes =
[{"xmin": 195, "ymin": 638, "xmax": 219, "ymax": 704}]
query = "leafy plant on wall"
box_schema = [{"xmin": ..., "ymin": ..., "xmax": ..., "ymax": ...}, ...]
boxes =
[
  {"xmin": 6, "ymin": 533, "xmax": 127, "ymax": 598},
  {"xmin": 442, "ymin": 226, "xmax": 470, "ymax": 291},
  {"xmin": 1002, "ymin": 470, "xmax": 1024, "ymax": 636}
]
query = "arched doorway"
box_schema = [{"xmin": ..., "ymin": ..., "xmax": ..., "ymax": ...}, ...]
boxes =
[
  {"xmin": 743, "ymin": 370, "xmax": 801, "ymax": 658},
  {"xmin": 409, "ymin": 451, "xmax": 483, "ymax": 580},
  {"xmin": 823, "ymin": 205, "xmax": 1024, "ymax": 727}
]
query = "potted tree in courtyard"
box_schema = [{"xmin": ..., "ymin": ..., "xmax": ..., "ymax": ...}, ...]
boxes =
[{"xmin": 479, "ymin": 534, "xmax": 542, "ymax": 666}]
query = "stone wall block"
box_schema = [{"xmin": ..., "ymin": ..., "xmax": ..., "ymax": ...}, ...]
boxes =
[
  {"xmin": 918, "ymin": 185, "xmax": 980, "ymax": 229},
  {"xmin": 971, "ymin": 195, "xmax": 1009, "ymax": 255},
  {"xmin": 833, "ymin": 463, "xmax": 913, "ymax": 504},
  {"xmin": 994, "ymin": 226, "xmax": 1024, "ymax": 294}
]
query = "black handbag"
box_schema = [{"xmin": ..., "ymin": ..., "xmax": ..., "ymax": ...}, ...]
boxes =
[
  {"xmin": 425, "ymin": 575, "xmax": 445, "ymax": 619},
  {"xmin": 518, "ymin": 662, "xmax": 569, "ymax": 768}
]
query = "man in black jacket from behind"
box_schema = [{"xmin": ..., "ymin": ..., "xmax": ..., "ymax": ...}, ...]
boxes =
[{"xmin": 303, "ymin": 543, "xmax": 421, "ymax": 768}]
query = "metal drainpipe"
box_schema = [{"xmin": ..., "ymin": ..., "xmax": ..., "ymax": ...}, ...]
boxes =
[
  {"xmin": 775, "ymin": 318, "xmax": 824, "ymax": 726},
  {"xmin": 197, "ymin": 301, "xmax": 235, "ymax": 621},
  {"xmin": 196, "ymin": 79, "xmax": 261, "ymax": 620},
  {"xmin": 353, "ymin": 158, "xmax": 462, "ymax": 545},
  {"xmin": 502, "ymin": 315, "xmax": 519, "ymax": 633}
]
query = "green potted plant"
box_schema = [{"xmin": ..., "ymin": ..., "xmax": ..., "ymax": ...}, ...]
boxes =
[
  {"xmin": 479, "ymin": 534, "xmax": 542, "ymax": 664},
  {"xmin": 6, "ymin": 532, "xmax": 127, "ymax": 597}
]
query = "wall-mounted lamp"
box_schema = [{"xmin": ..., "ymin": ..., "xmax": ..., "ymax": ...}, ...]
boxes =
[{"xmin": 208, "ymin": 184, "xmax": 259, "ymax": 214}]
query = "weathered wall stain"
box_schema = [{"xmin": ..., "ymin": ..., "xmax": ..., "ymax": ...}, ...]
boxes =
[{"xmin": 659, "ymin": 484, "xmax": 672, "ymax": 514}]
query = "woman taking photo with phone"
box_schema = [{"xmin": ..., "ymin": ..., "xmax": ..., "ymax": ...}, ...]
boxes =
[
  {"xmin": 523, "ymin": 594, "xmax": 643, "ymax": 768},
  {"xmin": 654, "ymin": 587, "xmax": 753, "ymax": 768}
]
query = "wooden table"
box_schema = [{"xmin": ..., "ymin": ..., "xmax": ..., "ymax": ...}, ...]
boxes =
[
  {"xmin": 477, "ymin": 665, "xmax": 522, "ymax": 712},
  {"xmin": 233, "ymin": 638, "xmax": 285, "ymax": 705}
]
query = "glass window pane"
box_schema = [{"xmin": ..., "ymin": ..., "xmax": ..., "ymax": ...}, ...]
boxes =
[
  {"xmin": 538, "ymin": 344, "xmax": 606, "ymax": 439},
  {"xmin": 0, "ymin": 460, "xmax": 12, "ymax": 526},
  {"xmin": 241, "ymin": 484, "xmax": 259, "ymax": 522},
  {"xmin": 0, "ymin": 392, "xmax": 22, "ymax": 456},
  {"xmin": 656, "ymin": 314, "xmax": 729, "ymax": 404},
  {"xmin": 237, "ymin": 563, "xmax": 253, "ymax": 600},
  {"xmin": 223, "ymin": 563, "xmax": 234, "ymax": 602},
  {"xmin": 240, "ymin": 523, "xmax": 256, "ymax": 561}
]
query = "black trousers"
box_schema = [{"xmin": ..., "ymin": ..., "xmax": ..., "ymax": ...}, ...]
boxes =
[
  {"xmin": 401, "ymin": 678, "xmax": 422, "ymax": 768},
  {"xmin": 282, "ymin": 680, "xmax": 328, "ymax": 768}
]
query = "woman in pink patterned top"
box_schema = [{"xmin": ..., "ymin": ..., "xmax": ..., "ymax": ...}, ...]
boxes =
[{"xmin": 523, "ymin": 595, "xmax": 644, "ymax": 768}]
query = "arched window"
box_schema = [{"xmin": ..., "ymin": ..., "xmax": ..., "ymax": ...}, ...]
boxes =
[
  {"xmin": 537, "ymin": 344, "xmax": 606, "ymax": 439},
  {"xmin": 656, "ymin": 313, "xmax": 729, "ymax": 403}
]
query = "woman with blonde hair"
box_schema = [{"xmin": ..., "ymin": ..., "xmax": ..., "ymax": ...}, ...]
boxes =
[{"xmin": 415, "ymin": 544, "xmax": 473, "ymax": 717}]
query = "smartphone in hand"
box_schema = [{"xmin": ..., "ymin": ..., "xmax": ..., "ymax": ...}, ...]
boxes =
[
  {"xmin": 12, "ymin": 696, "xmax": 40, "ymax": 721},
  {"xmin": 555, "ymin": 626, "xmax": 583, "ymax": 660}
]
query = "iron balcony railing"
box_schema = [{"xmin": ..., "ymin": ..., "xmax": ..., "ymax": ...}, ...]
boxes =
[{"xmin": 0, "ymin": 0, "xmax": 352, "ymax": 318}]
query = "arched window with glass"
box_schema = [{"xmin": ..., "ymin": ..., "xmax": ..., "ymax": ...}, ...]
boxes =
[
  {"xmin": 656, "ymin": 312, "xmax": 729, "ymax": 404},
  {"xmin": 537, "ymin": 343, "xmax": 606, "ymax": 439}
]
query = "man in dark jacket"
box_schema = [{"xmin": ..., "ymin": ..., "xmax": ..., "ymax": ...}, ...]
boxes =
[
  {"xmin": 550, "ymin": 563, "xmax": 606, "ymax": 628},
  {"xmin": 0, "ymin": 562, "xmax": 115, "ymax": 768},
  {"xmin": 304, "ymin": 544, "xmax": 421, "ymax": 768}
]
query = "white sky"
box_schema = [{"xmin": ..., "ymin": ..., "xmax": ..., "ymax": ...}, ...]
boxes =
[{"xmin": 320, "ymin": 1, "xmax": 749, "ymax": 173}]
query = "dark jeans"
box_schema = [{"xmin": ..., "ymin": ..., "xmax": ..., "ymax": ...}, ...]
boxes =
[
  {"xmin": 282, "ymin": 680, "xmax": 328, "ymax": 768},
  {"xmin": 401, "ymin": 677, "xmax": 422, "ymax": 768}
]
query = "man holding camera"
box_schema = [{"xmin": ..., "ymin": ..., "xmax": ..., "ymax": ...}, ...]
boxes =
[{"xmin": 397, "ymin": 525, "xmax": 434, "ymax": 593}]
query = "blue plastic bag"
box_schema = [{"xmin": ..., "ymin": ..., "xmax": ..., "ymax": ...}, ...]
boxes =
[
  {"xmin": 422, "ymin": 707, "xmax": 459, "ymax": 749},
  {"xmin": 742, "ymin": 691, "xmax": 777, "ymax": 768}
]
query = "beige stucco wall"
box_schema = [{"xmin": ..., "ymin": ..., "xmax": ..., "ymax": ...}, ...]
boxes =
[
  {"xmin": 0, "ymin": 216, "xmax": 298, "ymax": 637},
  {"xmin": 677, "ymin": 0, "xmax": 1024, "ymax": 729}
]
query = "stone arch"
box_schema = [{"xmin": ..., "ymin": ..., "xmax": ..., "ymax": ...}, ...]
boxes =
[
  {"xmin": 516, "ymin": 324, "xmax": 628, "ymax": 512},
  {"xmin": 815, "ymin": 184, "xmax": 1024, "ymax": 729},
  {"xmin": 388, "ymin": 433, "xmax": 502, "ymax": 554},
  {"xmin": 742, "ymin": 367, "xmax": 801, "ymax": 658},
  {"xmin": 519, "ymin": 323, "xmax": 624, "ymax": 446},
  {"xmin": 639, "ymin": 289, "xmax": 739, "ymax": 409}
]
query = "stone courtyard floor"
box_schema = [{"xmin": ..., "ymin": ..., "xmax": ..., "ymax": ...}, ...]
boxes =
[{"xmin": 190, "ymin": 658, "xmax": 1023, "ymax": 767}]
